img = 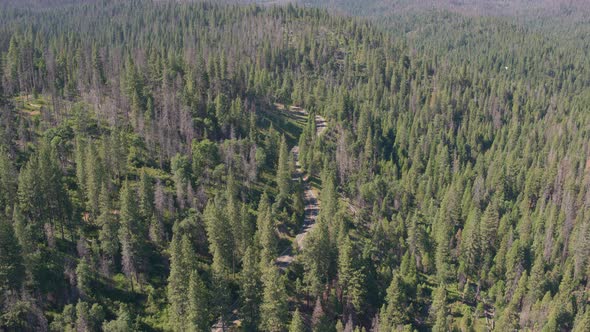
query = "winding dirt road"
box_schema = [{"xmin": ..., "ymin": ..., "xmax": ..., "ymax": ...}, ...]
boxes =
[
  {"xmin": 276, "ymin": 106, "xmax": 325, "ymax": 268},
  {"xmin": 212, "ymin": 106, "xmax": 326, "ymax": 331}
]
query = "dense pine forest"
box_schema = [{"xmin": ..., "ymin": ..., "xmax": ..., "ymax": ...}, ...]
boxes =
[{"xmin": 1, "ymin": 0, "xmax": 590, "ymax": 331}]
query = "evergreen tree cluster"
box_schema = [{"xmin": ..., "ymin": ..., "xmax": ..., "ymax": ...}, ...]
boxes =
[{"xmin": 0, "ymin": 0, "xmax": 589, "ymax": 331}]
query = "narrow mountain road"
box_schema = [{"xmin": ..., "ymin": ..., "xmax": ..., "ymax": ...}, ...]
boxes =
[
  {"xmin": 276, "ymin": 106, "xmax": 325, "ymax": 268},
  {"xmin": 212, "ymin": 106, "xmax": 326, "ymax": 331}
]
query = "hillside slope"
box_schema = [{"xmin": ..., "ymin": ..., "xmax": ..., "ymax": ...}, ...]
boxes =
[{"xmin": 1, "ymin": 1, "xmax": 590, "ymax": 331}]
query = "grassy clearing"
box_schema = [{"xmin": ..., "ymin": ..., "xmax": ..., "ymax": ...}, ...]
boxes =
[
  {"xmin": 14, "ymin": 94, "xmax": 49, "ymax": 117},
  {"xmin": 259, "ymin": 103, "xmax": 306, "ymax": 147}
]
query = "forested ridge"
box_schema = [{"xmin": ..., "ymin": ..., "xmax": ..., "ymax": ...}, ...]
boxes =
[{"xmin": 1, "ymin": 0, "xmax": 590, "ymax": 331}]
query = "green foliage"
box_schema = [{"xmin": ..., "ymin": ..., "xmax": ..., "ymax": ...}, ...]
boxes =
[
  {"xmin": 0, "ymin": 217, "xmax": 24, "ymax": 294},
  {"xmin": 276, "ymin": 135, "xmax": 291, "ymax": 205},
  {"xmin": 260, "ymin": 265, "xmax": 289, "ymax": 332},
  {"xmin": 302, "ymin": 219, "xmax": 332, "ymax": 297},
  {"xmin": 430, "ymin": 284, "xmax": 450, "ymax": 332},
  {"xmin": 338, "ymin": 235, "xmax": 366, "ymax": 313},
  {"xmin": 102, "ymin": 304, "xmax": 134, "ymax": 332},
  {"xmin": 257, "ymin": 192, "xmax": 278, "ymax": 266},
  {"xmin": 187, "ymin": 270, "xmax": 209, "ymax": 332},
  {"xmin": 289, "ymin": 308, "xmax": 305, "ymax": 332},
  {"xmin": 118, "ymin": 180, "xmax": 145, "ymax": 290},
  {"xmin": 0, "ymin": 1, "xmax": 589, "ymax": 330},
  {"xmin": 75, "ymin": 257, "xmax": 93, "ymax": 300},
  {"xmin": 167, "ymin": 228, "xmax": 198, "ymax": 331},
  {"xmin": 192, "ymin": 138, "xmax": 219, "ymax": 184},
  {"xmin": 379, "ymin": 272, "xmax": 409, "ymax": 329},
  {"xmin": 241, "ymin": 245, "xmax": 262, "ymax": 331},
  {"xmin": 0, "ymin": 148, "xmax": 17, "ymax": 216}
]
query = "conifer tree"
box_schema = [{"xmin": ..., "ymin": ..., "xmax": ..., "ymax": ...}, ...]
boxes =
[
  {"xmin": 289, "ymin": 309, "xmax": 305, "ymax": 332},
  {"xmin": 226, "ymin": 174, "xmax": 243, "ymax": 264},
  {"xmin": 98, "ymin": 184, "xmax": 119, "ymax": 272},
  {"xmin": 496, "ymin": 273, "xmax": 527, "ymax": 331},
  {"xmin": 435, "ymin": 185, "xmax": 460, "ymax": 283},
  {"xmin": 171, "ymin": 154, "xmax": 191, "ymax": 209},
  {"xmin": 187, "ymin": 270, "xmax": 209, "ymax": 332},
  {"xmin": 573, "ymin": 307, "xmax": 590, "ymax": 332},
  {"xmin": 85, "ymin": 142, "xmax": 102, "ymax": 216},
  {"xmin": 0, "ymin": 148, "xmax": 17, "ymax": 217},
  {"xmin": 338, "ymin": 235, "xmax": 366, "ymax": 313},
  {"xmin": 260, "ymin": 265, "xmax": 289, "ymax": 332},
  {"xmin": 118, "ymin": 180, "xmax": 143, "ymax": 290},
  {"xmin": 379, "ymin": 272, "xmax": 408, "ymax": 330},
  {"xmin": 4, "ymin": 35, "xmax": 20, "ymax": 94},
  {"xmin": 311, "ymin": 298, "xmax": 332, "ymax": 332},
  {"xmin": 167, "ymin": 227, "xmax": 189, "ymax": 331},
  {"xmin": 277, "ymin": 135, "xmax": 291, "ymax": 205},
  {"xmin": 302, "ymin": 219, "xmax": 332, "ymax": 297},
  {"xmin": 528, "ymin": 252, "xmax": 546, "ymax": 301},
  {"xmin": 204, "ymin": 198, "xmax": 233, "ymax": 276},
  {"xmin": 89, "ymin": 303, "xmax": 105, "ymax": 331},
  {"xmin": 103, "ymin": 304, "xmax": 134, "ymax": 332},
  {"xmin": 75, "ymin": 301, "xmax": 90, "ymax": 332},
  {"xmin": 148, "ymin": 214, "xmax": 165, "ymax": 247},
  {"xmin": 257, "ymin": 192, "xmax": 278, "ymax": 266},
  {"xmin": 192, "ymin": 139, "xmax": 219, "ymax": 184},
  {"xmin": 241, "ymin": 245, "xmax": 262, "ymax": 331},
  {"xmin": 204, "ymin": 199, "xmax": 232, "ymax": 328},
  {"xmin": 431, "ymin": 284, "xmax": 449, "ymax": 332},
  {"xmin": 16, "ymin": 157, "xmax": 43, "ymax": 244},
  {"xmin": 138, "ymin": 170, "xmax": 154, "ymax": 220},
  {"xmin": 480, "ymin": 201, "xmax": 500, "ymax": 271},
  {"xmin": 76, "ymin": 257, "xmax": 93, "ymax": 300},
  {"xmin": 459, "ymin": 208, "xmax": 481, "ymax": 279},
  {"xmin": 0, "ymin": 217, "xmax": 25, "ymax": 295},
  {"xmin": 75, "ymin": 139, "xmax": 87, "ymax": 206}
]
